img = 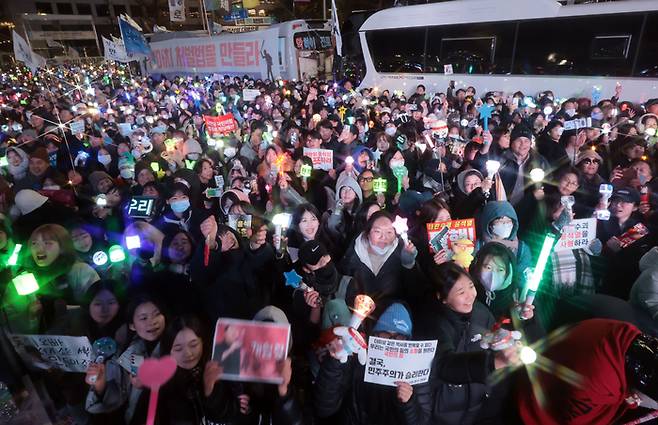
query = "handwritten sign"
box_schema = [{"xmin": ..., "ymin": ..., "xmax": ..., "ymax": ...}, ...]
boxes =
[
  {"xmin": 9, "ymin": 334, "xmax": 92, "ymax": 373},
  {"xmin": 204, "ymin": 114, "xmax": 237, "ymax": 136},
  {"xmin": 365, "ymin": 337, "xmax": 437, "ymax": 386},
  {"xmin": 212, "ymin": 318, "xmax": 290, "ymax": 384},
  {"xmin": 242, "ymin": 88, "xmax": 261, "ymax": 102},
  {"xmin": 555, "ymin": 218, "xmax": 596, "ymax": 252},
  {"xmin": 69, "ymin": 120, "xmax": 85, "ymax": 134},
  {"xmin": 303, "ymin": 148, "xmax": 333, "ymax": 171},
  {"xmin": 426, "ymin": 218, "xmax": 477, "ymax": 258}
]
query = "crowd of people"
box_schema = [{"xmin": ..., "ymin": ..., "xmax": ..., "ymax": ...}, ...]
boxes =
[{"xmin": 0, "ymin": 61, "xmax": 657, "ymax": 425}]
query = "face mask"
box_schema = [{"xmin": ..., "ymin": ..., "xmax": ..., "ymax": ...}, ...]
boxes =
[
  {"xmin": 491, "ymin": 222, "xmax": 514, "ymax": 239},
  {"xmin": 224, "ymin": 146, "xmax": 237, "ymax": 158},
  {"xmin": 646, "ymin": 127, "xmax": 657, "ymax": 137},
  {"xmin": 385, "ymin": 127, "xmax": 396, "ymax": 137},
  {"xmin": 565, "ymin": 108, "xmax": 576, "ymax": 117},
  {"xmin": 131, "ymin": 149, "xmax": 142, "ymax": 160},
  {"xmin": 390, "ymin": 159, "xmax": 404, "ymax": 169},
  {"xmin": 170, "ymin": 199, "xmax": 190, "ymax": 214},
  {"xmin": 12, "ymin": 123, "xmax": 22, "ymax": 132},
  {"xmin": 479, "ymin": 269, "xmax": 506, "ymax": 292},
  {"xmin": 282, "ymin": 100, "xmax": 291, "ymax": 109},
  {"xmin": 98, "ymin": 154, "xmax": 112, "ymax": 165},
  {"xmin": 180, "ymin": 101, "xmax": 188, "ymax": 110},
  {"xmin": 186, "ymin": 153, "xmax": 200, "ymax": 161},
  {"xmin": 136, "ymin": 116, "xmax": 145, "ymax": 125},
  {"xmin": 43, "ymin": 185, "xmax": 61, "ymax": 190},
  {"xmin": 120, "ymin": 168, "xmax": 134, "ymax": 179},
  {"xmin": 639, "ymin": 173, "xmax": 648, "ymax": 185},
  {"xmin": 591, "ymin": 112, "xmax": 604, "ymax": 121},
  {"xmin": 369, "ymin": 241, "xmax": 390, "ymax": 255}
]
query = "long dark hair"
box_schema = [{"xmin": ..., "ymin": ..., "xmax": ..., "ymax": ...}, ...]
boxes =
[
  {"xmin": 82, "ymin": 279, "xmax": 126, "ymax": 343},
  {"xmin": 160, "ymin": 315, "xmax": 210, "ymax": 367},
  {"xmin": 429, "ymin": 262, "xmax": 474, "ymax": 301}
]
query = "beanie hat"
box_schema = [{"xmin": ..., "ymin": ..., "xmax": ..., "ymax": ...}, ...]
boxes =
[
  {"xmin": 183, "ymin": 139, "xmax": 202, "ymax": 156},
  {"xmin": 510, "ymin": 125, "xmax": 533, "ymax": 141},
  {"xmin": 372, "ymin": 303, "xmax": 412, "ymax": 337},
  {"xmin": 30, "ymin": 147, "xmax": 50, "ymax": 163},
  {"xmin": 298, "ymin": 240, "xmax": 328, "ymax": 267},
  {"xmin": 88, "ymin": 171, "xmax": 113, "ymax": 193},
  {"xmin": 321, "ymin": 299, "xmax": 351, "ymax": 330},
  {"xmin": 14, "ymin": 189, "xmax": 48, "ymax": 215}
]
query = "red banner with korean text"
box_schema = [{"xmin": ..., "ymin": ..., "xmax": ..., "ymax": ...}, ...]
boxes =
[{"xmin": 204, "ymin": 114, "xmax": 237, "ymax": 136}]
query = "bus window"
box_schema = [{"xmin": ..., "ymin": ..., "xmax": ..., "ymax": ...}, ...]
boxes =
[
  {"xmin": 591, "ymin": 35, "xmax": 632, "ymax": 60},
  {"xmin": 365, "ymin": 27, "xmax": 426, "ymax": 73},
  {"xmin": 426, "ymin": 22, "xmax": 515, "ymax": 75},
  {"xmin": 635, "ymin": 12, "xmax": 658, "ymax": 77}
]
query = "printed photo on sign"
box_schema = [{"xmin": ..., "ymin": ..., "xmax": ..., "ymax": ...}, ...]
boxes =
[
  {"xmin": 212, "ymin": 318, "xmax": 290, "ymax": 384},
  {"xmin": 365, "ymin": 337, "xmax": 437, "ymax": 386},
  {"xmin": 9, "ymin": 334, "xmax": 92, "ymax": 373},
  {"xmin": 303, "ymin": 148, "xmax": 333, "ymax": 171},
  {"xmin": 426, "ymin": 218, "xmax": 477, "ymax": 259}
]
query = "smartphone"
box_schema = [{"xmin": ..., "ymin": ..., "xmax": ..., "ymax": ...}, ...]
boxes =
[{"xmin": 206, "ymin": 188, "xmax": 223, "ymax": 198}]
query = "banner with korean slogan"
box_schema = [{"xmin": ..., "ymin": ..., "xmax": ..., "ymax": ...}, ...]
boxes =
[
  {"xmin": 426, "ymin": 218, "xmax": 477, "ymax": 259},
  {"xmin": 204, "ymin": 114, "xmax": 237, "ymax": 137},
  {"xmin": 364, "ymin": 337, "xmax": 437, "ymax": 386},
  {"xmin": 102, "ymin": 36, "xmax": 131, "ymax": 63},
  {"xmin": 9, "ymin": 334, "xmax": 92, "ymax": 373},
  {"xmin": 148, "ymin": 27, "xmax": 280, "ymax": 79},
  {"xmin": 554, "ymin": 218, "xmax": 597, "ymax": 252},
  {"xmin": 242, "ymin": 88, "xmax": 261, "ymax": 102},
  {"xmin": 303, "ymin": 148, "xmax": 334, "ymax": 171}
]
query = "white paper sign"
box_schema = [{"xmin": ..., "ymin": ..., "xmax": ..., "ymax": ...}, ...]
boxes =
[
  {"xmin": 303, "ymin": 148, "xmax": 333, "ymax": 171},
  {"xmin": 242, "ymin": 88, "xmax": 261, "ymax": 102},
  {"xmin": 444, "ymin": 64, "xmax": 453, "ymax": 75},
  {"xmin": 555, "ymin": 218, "xmax": 597, "ymax": 252},
  {"xmin": 364, "ymin": 337, "xmax": 437, "ymax": 386},
  {"xmin": 118, "ymin": 122, "xmax": 133, "ymax": 136},
  {"xmin": 9, "ymin": 334, "xmax": 92, "ymax": 373},
  {"xmin": 69, "ymin": 120, "xmax": 85, "ymax": 134},
  {"xmin": 563, "ymin": 117, "xmax": 592, "ymax": 131}
]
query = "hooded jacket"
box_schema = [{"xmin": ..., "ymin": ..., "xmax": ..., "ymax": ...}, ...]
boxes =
[
  {"xmin": 7, "ymin": 147, "xmax": 29, "ymax": 181},
  {"xmin": 476, "ymin": 201, "xmax": 532, "ymax": 275},
  {"xmin": 629, "ymin": 247, "xmax": 658, "ymax": 321},
  {"xmin": 451, "ymin": 169, "xmax": 488, "ymax": 219}
]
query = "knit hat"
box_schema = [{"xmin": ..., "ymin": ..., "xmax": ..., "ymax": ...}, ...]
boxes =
[
  {"xmin": 510, "ymin": 125, "xmax": 533, "ymax": 141},
  {"xmin": 372, "ymin": 303, "xmax": 412, "ymax": 337},
  {"xmin": 399, "ymin": 190, "xmax": 433, "ymax": 216},
  {"xmin": 183, "ymin": 138, "xmax": 202, "ymax": 157},
  {"xmin": 575, "ymin": 149, "xmax": 603, "ymax": 165},
  {"xmin": 88, "ymin": 171, "xmax": 113, "ymax": 193},
  {"xmin": 14, "ymin": 189, "xmax": 48, "ymax": 215},
  {"xmin": 298, "ymin": 240, "xmax": 328, "ymax": 266},
  {"xmin": 30, "ymin": 147, "xmax": 50, "ymax": 163},
  {"xmin": 321, "ymin": 299, "xmax": 351, "ymax": 330}
]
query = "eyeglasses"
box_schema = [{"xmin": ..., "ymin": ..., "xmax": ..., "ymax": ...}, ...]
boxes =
[
  {"xmin": 563, "ymin": 180, "xmax": 579, "ymax": 188},
  {"xmin": 581, "ymin": 159, "xmax": 601, "ymax": 165},
  {"xmin": 359, "ymin": 177, "xmax": 374, "ymax": 182}
]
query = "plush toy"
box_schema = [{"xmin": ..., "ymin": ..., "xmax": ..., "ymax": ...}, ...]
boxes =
[
  {"xmin": 472, "ymin": 319, "xmax": 522, "ymax": 351},
  {"xmin": 332, "ymin": 326, "xmax": 368, "ymax": 365},
  {"xmin": 452, "ymin": 239, "xmax": 475, "ymax": 269}
]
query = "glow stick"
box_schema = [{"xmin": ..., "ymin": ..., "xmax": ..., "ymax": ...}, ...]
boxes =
[
  {"xmin": 108, "ymin": 245, "xmax": 126, "ymax": 263},
  {"xmin": 272, "ymin": 213, "xmax": 291, "ymax": 251},
  {"xmin": 525, "ymin": 233, "xmax": 556, "ymax": 305},
  {"xmin": 13, "ymin": 272, "xmax": 39, "ymax": 296},
  {"xmin": 350, "ymin": 294, "xmax": 375, "ymax": 329},
  {"xmin": 7, "ymin": 244, "xmax": 21, "ymax": 266}
]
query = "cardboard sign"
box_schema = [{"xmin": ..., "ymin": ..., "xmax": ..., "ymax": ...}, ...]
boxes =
[
  {"xmin": 212, "ymin": 318, "xmax": 290, "ymax": 384},
  {"xmin": 365, "ymin": 337, "xmax": 437, "ymax": 386},
  {"xmin": 555, "ymin": 218, "xmax": 597, "ymax": 252},
  {"xmin": 426, "ymin": 218, "xmax": 477, "ymax": 259},
  {"xmin": 242, "ymin": 88, "xmax": 261, "ymax": 102},
  {"xmin": 443, "ymin": 64, "xmax": 453, "ymax": 75},
  {"xmin": 204, "ymin": 114, "xmax": 237, "ymax": 136},
  {"xmin": 69, "ymin": 120, "xmax": 85, "ymax": 134},
  {"xmin": 9, "ymin": 334, "xmax": 92, "ymax": 373},
  {"xmin": 303, "ymin": 148, "xmax": 333, "ymax": 171},
  {"xmin": 228, "ymin": 214, "xmax": 252, "ymax": 238}
]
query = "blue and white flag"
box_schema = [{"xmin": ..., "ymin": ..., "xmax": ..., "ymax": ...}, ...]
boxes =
[{"xmin": 118, "ymin": 16, "xmax": 152, "ymax": 58}]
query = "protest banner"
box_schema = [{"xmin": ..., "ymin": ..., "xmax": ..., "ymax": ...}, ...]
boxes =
[
  {"xmin": 426, "ymin": 218, "xmax": 477, "ymax": 259},
  {"xmin": 364, "ymin": 337, "xmax": 437, "ymax": 386},
  {"xmin": 554, "ymin": 218, "xmax": 597, "ymax": 252},
  {"xmin": 228, "ymin": 214, "xmax": 252, "ymax": 238},
  {"xmin": 9, "ymin": 334, "xmax": 92, "ymax": 373},
  {"xmin": 242, "ymin": 88, "xmax": 261, "ymax": 102},
  {"xmin": 303, "ymin": 148, "xmax": 334, "ymax": 171},
  {"xmin": 204, "ymin": 114, "xmax": 237, "ymax": 136},
  {"xmin": 212, "ymin": 318, "xmax": 290, "ymax": 384}
]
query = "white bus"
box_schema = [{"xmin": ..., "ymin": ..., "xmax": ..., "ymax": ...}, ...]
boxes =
[
  {"xmin": 358, "ymin": 0, "xmax": 658, "ymax": 102},
  {"xmin": 148, "ymin": 19, "xmax": 335, "ymax": 81}
]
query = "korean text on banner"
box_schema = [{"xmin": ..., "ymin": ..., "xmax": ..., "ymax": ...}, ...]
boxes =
[
  {"xmin": 365, "ymin": 337, "xmax": 437, "ymax": 386},
  {"xmin": 9, "ymin": 334, "xmax": 92, "ymax": 373},
  {"xmin": 212, "ymin": 318, "xmax": 290, "ymax": 384},
  {"xmin": 102, "ymin": 36, "xmax": 131, "ymax": 63},
  {"xmin": 426, "ymin": 218, "xmax": 477, "ymax": 259},
  {"xmin": 555, "ymin": 218, "xmax": 597, "ymax": 252},
  {"xmin": 303, "ymin": 148, "xmax": 334, "ymax": 171},
  {"xmin": 204, "ymin": 114, "xmax": 237, "ymax": 137}
]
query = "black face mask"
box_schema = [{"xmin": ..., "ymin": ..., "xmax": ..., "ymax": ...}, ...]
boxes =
[{"xmin": 626, "ymin": 333, "xmax": 658, "ymax": 400}]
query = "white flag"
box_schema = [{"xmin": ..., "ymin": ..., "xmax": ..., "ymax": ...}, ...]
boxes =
[
  {"xmin": 168, "ymin": 0, "xmax": 186, "ymax": 22},
  {"xmin": 13, "ymin": 30, "xmax": 44, "ymax": 72},
  {"xmin": 330, "ymin": 0, "xmax": 342, "ymax": 57},
  {"xmin": 102, "ymin": 36, "xmax": 131, "ymax": 63}
]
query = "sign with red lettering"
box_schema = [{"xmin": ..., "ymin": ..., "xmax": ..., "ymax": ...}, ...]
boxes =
[
  {"xmin": 426, "ymin": 219, "xmax": 477, "ymax": 258},
  {"xmin": 212, "ymin": 318, "xmax": 290, "ymax": 384},
  {"xmin": 303, "ymin": 148, "xmax": 333, "ymax": 171},
  {"xmin": 204, "ymin": 114, "xmax": 237, "ymax": 136},
  {"xmin": 365, "ymin": 337, "xmax": 437, "ymax": 386},
  {"xmin": 554, "ymin": 218, "xmax": 597, "ymax": 252}
]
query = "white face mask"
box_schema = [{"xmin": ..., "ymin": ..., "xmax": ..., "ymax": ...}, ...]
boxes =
[
  {"xmin": 120, "ymin": 168, "xmax": 134, "ymax": 179},
  {"xmin": 565, "ymin": 108, "xmax": 576, "ymax": 117},
  {"xmin": 224, "ymin": 146, "xmax": 237, "ymax": 158},
  {"xmin": 131, "ymin": 149, "xmax": 142, "ymax": 160},
  {"xmin": 282, "ymin": 100, "xmax": 291, "ymax": 109},
  {"xmin": 43, "ymin": 185, "xmax": 61, "ymax": 190},
  {"xmin": 385, "ymin": 127, "xmax": 396, "ymax": 137},
  {"xmin": 479, "ymin": 269, "xmax": 507, "ymax": 292},
  {"xmin": 98, "ymin": 154, "xmax": 112, "ymax": 165},
  {"xmin": 645, "ymin": 127, "xmax": 657, "ymax": 137},
  {"xmin": 369, "ymin": 241, "xmax": 390, "ymax": 256},
  {"xmin": 491, "ymin": 222, "xmax": 514, "ymax": 239},
  {"xmin": 390, "ymin": 159, "xmax": 405, "ymax": 169}
]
